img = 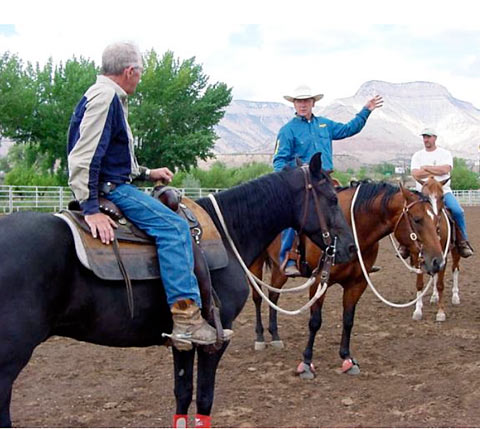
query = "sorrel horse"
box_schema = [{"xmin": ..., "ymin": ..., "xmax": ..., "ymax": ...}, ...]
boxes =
[
  {"xmin": 250, "ymin": 181, "xmax": 445, "ymax": 378},
  {"xmin": 411, "ymin": 176, "xmax": 461, "ymax": 322},
  {"xmin": 0, "ymin": 153, "xmax": 357, "ymax": 428}
]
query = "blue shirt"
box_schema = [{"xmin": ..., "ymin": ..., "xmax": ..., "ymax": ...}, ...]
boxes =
[{"xmin": 273, "ymin": 107, "xmax": 371, "ymax": 172}]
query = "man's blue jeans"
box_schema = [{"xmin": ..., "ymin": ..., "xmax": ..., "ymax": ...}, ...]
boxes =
[
  {"xmin": 444, "ymin": 192, "xmax": 468, "ymax": 240},
  {"xmin": 105, "ymin": 183, "xmax": 201, "ymax": 307},
  {"xmin": 279, "ymin": 228, "xmax": 296, "ymax": 266}
]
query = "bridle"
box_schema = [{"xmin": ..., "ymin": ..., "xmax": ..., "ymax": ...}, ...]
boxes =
[
  {"xmin": 392, "ymin": 198, "xmax": 430, "ymax": 258},
  {"xmin": 206, "ymin": 166, "xmax": 341, "ymax": 316},
  {"xmin": 297, "ymin": 166, "xmax": 338, "ymax": 281}
]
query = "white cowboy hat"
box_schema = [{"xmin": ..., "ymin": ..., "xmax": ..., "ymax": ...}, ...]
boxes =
[{"xmin": 284, "ymin": 85, "xmax": 324, "ymax": 102}]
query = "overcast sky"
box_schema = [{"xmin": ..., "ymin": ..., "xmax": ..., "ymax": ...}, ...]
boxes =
[{"xmin": 2, "ymin": 0, "xmax": 480, "ymax": 108}]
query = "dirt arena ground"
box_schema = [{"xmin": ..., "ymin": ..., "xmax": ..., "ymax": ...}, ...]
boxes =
[{"xmin": 11, "ymin": 207, "xmax": 480, "ymax": 428}]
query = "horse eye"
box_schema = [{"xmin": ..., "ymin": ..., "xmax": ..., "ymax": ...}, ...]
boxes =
[
  {"xmin": 413, "ymin": 217, "xmax": 422, "ymax": 224},
  {"xmin": 330, "ymin": 195, "xmax": 338, "ymax": 205}
]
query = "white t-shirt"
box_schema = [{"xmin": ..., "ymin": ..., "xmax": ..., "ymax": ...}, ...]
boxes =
[{"xmin": 411, "ymin": 147, "xmax": 453, "ymax": 194}]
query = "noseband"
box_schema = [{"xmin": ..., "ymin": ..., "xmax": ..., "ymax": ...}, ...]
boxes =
[{"xmin": 298, "ymin": 166, "xmax": 337, "ymax": 281}]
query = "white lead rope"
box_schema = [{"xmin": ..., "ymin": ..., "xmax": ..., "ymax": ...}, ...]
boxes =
[
  {"xmin": 350, "ymin": 185, "xmax": 434, "ymax": 308},
  {"xmin": 208, "ymin": 194, "xmax": 328, "ymax": 315}
]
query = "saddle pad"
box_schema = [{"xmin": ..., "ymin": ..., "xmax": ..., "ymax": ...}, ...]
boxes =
[{"xmin": 55, "ymin": 196, "xmax": 228, "ymax": 281}]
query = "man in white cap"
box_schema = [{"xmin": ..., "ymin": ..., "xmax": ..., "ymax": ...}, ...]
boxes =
[
  {"xmin": 273, "ymin": 84, "xmax": 383, "ymax": 276},
  {"xmin": 408, "ymin": 127, "xmax": 473, "ymax": 258}
]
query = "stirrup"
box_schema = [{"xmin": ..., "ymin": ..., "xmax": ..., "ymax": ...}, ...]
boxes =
[{"xmin": 284, "ymin": 264, "xmax": 301, "ymax": 277}]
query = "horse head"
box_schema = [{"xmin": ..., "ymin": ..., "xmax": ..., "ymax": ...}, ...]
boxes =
[
  {"xmin": 394, "ymin": 183, "xmax": 445, "ymax": 274},
  {"xmin": 417, "ymin": 175, "xmax": 449, "ymax": 216},
  {"xmin": 285, "ymin": 152, "xmax": 356, "ymax": 265}
]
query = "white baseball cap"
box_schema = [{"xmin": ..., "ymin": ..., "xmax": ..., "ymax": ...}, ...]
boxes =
[{"xmin": 420, "ymin": 127, "xmax": 437, "ymax": 137}]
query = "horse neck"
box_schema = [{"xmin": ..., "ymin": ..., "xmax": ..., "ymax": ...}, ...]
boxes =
[
  {"xmin": 199, "ymin": 174, "xmax": 295, "ymax": 266},
  {"xmin": 345, "ymin": 186, "xmax": 399, "ymax": 247}
]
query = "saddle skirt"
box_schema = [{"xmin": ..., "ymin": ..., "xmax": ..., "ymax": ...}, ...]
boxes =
[{"xmin": 56, "ymin": 196, "xmax": 228, "ymax": 281}]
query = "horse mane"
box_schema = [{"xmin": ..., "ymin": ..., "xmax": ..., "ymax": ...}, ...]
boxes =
[
  {"xmin": 340, "ymin": 179, "xmax": 428, "ymax": 217},
  {"xmin": 200, "ymin": 171, "xmax": 294, "ymax": 238}
]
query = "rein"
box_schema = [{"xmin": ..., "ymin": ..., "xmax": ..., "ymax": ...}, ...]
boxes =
[
  {"xmin": 207, "ymin": 168, "xmax": 335, "ymax": 316},
  {"xmin": 350, "ymin": 184, "xmax": 434, "ymax": 308}
]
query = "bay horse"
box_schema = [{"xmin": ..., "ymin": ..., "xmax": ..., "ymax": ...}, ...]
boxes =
[
  {"xmin": 0, "ymin": 153, "xmax": 357, "ymax": 428},
  {"xmin": 250, "ymin": 180, "xmax": 445, "ymax": 378},
  {"xmin": 411, "ymin": 176, "xmax": 461, "ymax": 322}
]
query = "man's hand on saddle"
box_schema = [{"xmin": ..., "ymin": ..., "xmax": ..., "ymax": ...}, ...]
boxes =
[
  {"xmin": 149, "ymin": 167, "xmax": 174, "ymax": 185},
  {"xmin": 365, "ymin": 95, "xmax": 383, "ymax": 111},
  {"xmin": 85, "ymin": 212, "xmax": 118, "ymax": 245}
]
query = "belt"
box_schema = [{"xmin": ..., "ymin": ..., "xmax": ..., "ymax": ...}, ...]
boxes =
[{"xmin": 99, "ymin": 181, "xmax": 118, "ymax": 195}]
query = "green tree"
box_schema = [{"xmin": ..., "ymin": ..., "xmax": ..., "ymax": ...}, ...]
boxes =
[
  {"xmin": 130, "ymin": 50, "xmax": 232, "ymax": 171},
  {"xmin": 451, "ymin": 157, "xmax": 479, "ymax": 190},
  {"xmin": 0, "ymin": 52, "xmax": 98, "ymax": 173}
]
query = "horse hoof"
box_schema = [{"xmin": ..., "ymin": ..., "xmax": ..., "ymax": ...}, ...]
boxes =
[
  {"xmin": 452, "ymin": 295, "xmax": 460, "ymax": 305},
  {"xmin": 296, "ymin": 362, "xmax": 315, "ymax": 379},
  {"xmin": 436, "ymin": 312, "xmax": 446, "ymax": 322},
  {"xmin": 412, "ymin": 311, "xmax": 422, "ymax": 321},
  {"xmin": 270, "ymin": 340, "xmax": 284, "ymax": 349},
  {"xmin": 254, "ymin": 341, "xmax": 266, "ymax": 351},
  {"xmin": 345, "ymin": 364, "xmax": 361, "ymax": 375},
  {"xmin": 341, "ymin": 358, "xmax": 360, "ymax": 375}
]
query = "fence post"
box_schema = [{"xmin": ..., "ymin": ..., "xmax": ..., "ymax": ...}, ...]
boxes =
[{"xmin": 8, "ymin": 186, "xmax": 13, "ymax": 214}]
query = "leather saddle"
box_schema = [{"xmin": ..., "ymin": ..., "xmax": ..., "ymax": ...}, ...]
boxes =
[{"xmin": 56, "ymin": 187, "xmax": 228, "ymax": 282}]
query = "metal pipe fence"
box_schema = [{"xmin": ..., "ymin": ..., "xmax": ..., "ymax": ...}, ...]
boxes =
[
  {"xmin": 1, "ymin": 185, "xmax": 480, "ymax": 214},
  {"xmin": 0, "ymin": 185, "xmax": 225, "ymax": 214}
]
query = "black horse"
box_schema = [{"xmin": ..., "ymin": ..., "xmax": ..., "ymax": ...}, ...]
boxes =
[{"xmin": 0, "ymin": 153, "xmax": 356, "ymax": 428}]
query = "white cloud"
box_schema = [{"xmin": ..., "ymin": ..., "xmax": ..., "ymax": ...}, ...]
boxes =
[{"xmin": 2, "ymin": 6, "xmax": 480, "ymax": 108}]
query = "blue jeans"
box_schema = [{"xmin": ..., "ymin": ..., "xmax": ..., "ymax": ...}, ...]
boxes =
[
  {"xmin": 444, "ymin": 192, "xmax": 468, "ymax": 240},
  {"xmin": 279, "ymin": 228, "xmax": 296, "ymax": 266},
  {"xmin": 105, "ymin": 183, "xmax": 201, "ymax": 307}
]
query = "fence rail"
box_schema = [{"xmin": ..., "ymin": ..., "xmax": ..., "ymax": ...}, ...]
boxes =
[
  {"xmin": 0, "ymin": 185, "xmax": 224, "ymax": 214},
  {"xmin": 1, "ymin": 185, "xmax": 480, "ymax": 214}
]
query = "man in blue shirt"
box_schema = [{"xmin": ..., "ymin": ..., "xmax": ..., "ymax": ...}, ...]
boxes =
[{"xmin": 274, "ymin": 84, "xmax": 383, "ymax": 276}]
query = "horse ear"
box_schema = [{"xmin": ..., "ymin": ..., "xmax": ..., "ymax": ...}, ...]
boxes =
[
  {"xmin": 399, "ymin": 182, "xmax": 415, "ymax": 203},
  {"xmin": 295, "ymin": 157, "xmax": 303, "ymax": 167},
  {"xmin": 309, "ymin": 152, "xmax": 323, "ymax": 178},
  {"xmin": 416, "ymin": 178, "xmax": 426, "ymax": 186},
  {"xmin": 440, "ymin": 176, "xmax": 451, "ymax": 186}
]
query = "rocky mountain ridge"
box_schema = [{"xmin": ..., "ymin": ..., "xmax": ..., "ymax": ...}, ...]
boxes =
[{"xmin": 213, "ymin": 80, "xmax": 480, "ymax": 167}]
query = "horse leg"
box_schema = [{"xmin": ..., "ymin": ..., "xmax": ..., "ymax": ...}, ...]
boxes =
[
  {"xmin": 195, "ymin": 346, "xmax": 228, "ymax": 428},
  {"xmin": 172, "ymin": 348, "xmax": 195, "ymax": 428},
  {"xmin": 451, "ymin": 250, "xmax": 461, "ymax": 305},
  {"xmin": 0, "ymin": 388, "xmax": 12, "ymax": 428},
  {"xmin": 249, "ymin": 256, "xmax": 267, "ymax": 350},
  {"xmin": 435, "ymin": 269, "xmax": 447, "ymax": 322},
  {"xmin": 0, "ymin": 342, "xmax": 37, "ymax": 427},
  {"xmin": 413, "ymin": 272, "xmax": 425, "ymax": 320},
  {"xmin": 430, "ymin": 277, "xmax": 439, "ymax": 304},
  {"xmin": 338, "ymin": 282, "xmax": 366, "ymax": 375},
  {"xmin": 410, "ymin": 252, "xmax": 425, "ymax": 320},
  {"xmin": 297, "ymin": 286, "xmax": 326, "ymax": 380},
  {"xmin": 268, "ymin": 264, "xmax": 287, "ymax": 349}
]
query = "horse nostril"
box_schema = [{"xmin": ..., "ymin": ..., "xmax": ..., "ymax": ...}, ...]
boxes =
[{"xmin": 349, "ymin": 244, "xmax": 357, "ymax": 255}]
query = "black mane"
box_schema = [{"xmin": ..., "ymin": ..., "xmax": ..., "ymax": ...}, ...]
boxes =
[
  {"xmin": 198, "ymin": 171, "xmax": 294, "ymax": 241},
  {"xmin": 339, "ymin": 180, "xmax": 428, "ymax": 217}
]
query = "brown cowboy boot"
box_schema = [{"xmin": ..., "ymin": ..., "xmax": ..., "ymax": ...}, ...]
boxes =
[
  {"xmin": 457, "ymin": 240, "xmax": 474, "ymax": 258},
  {"xmin": 170, "ymin": 299, "xmax": 233, "ymax": 351}
]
